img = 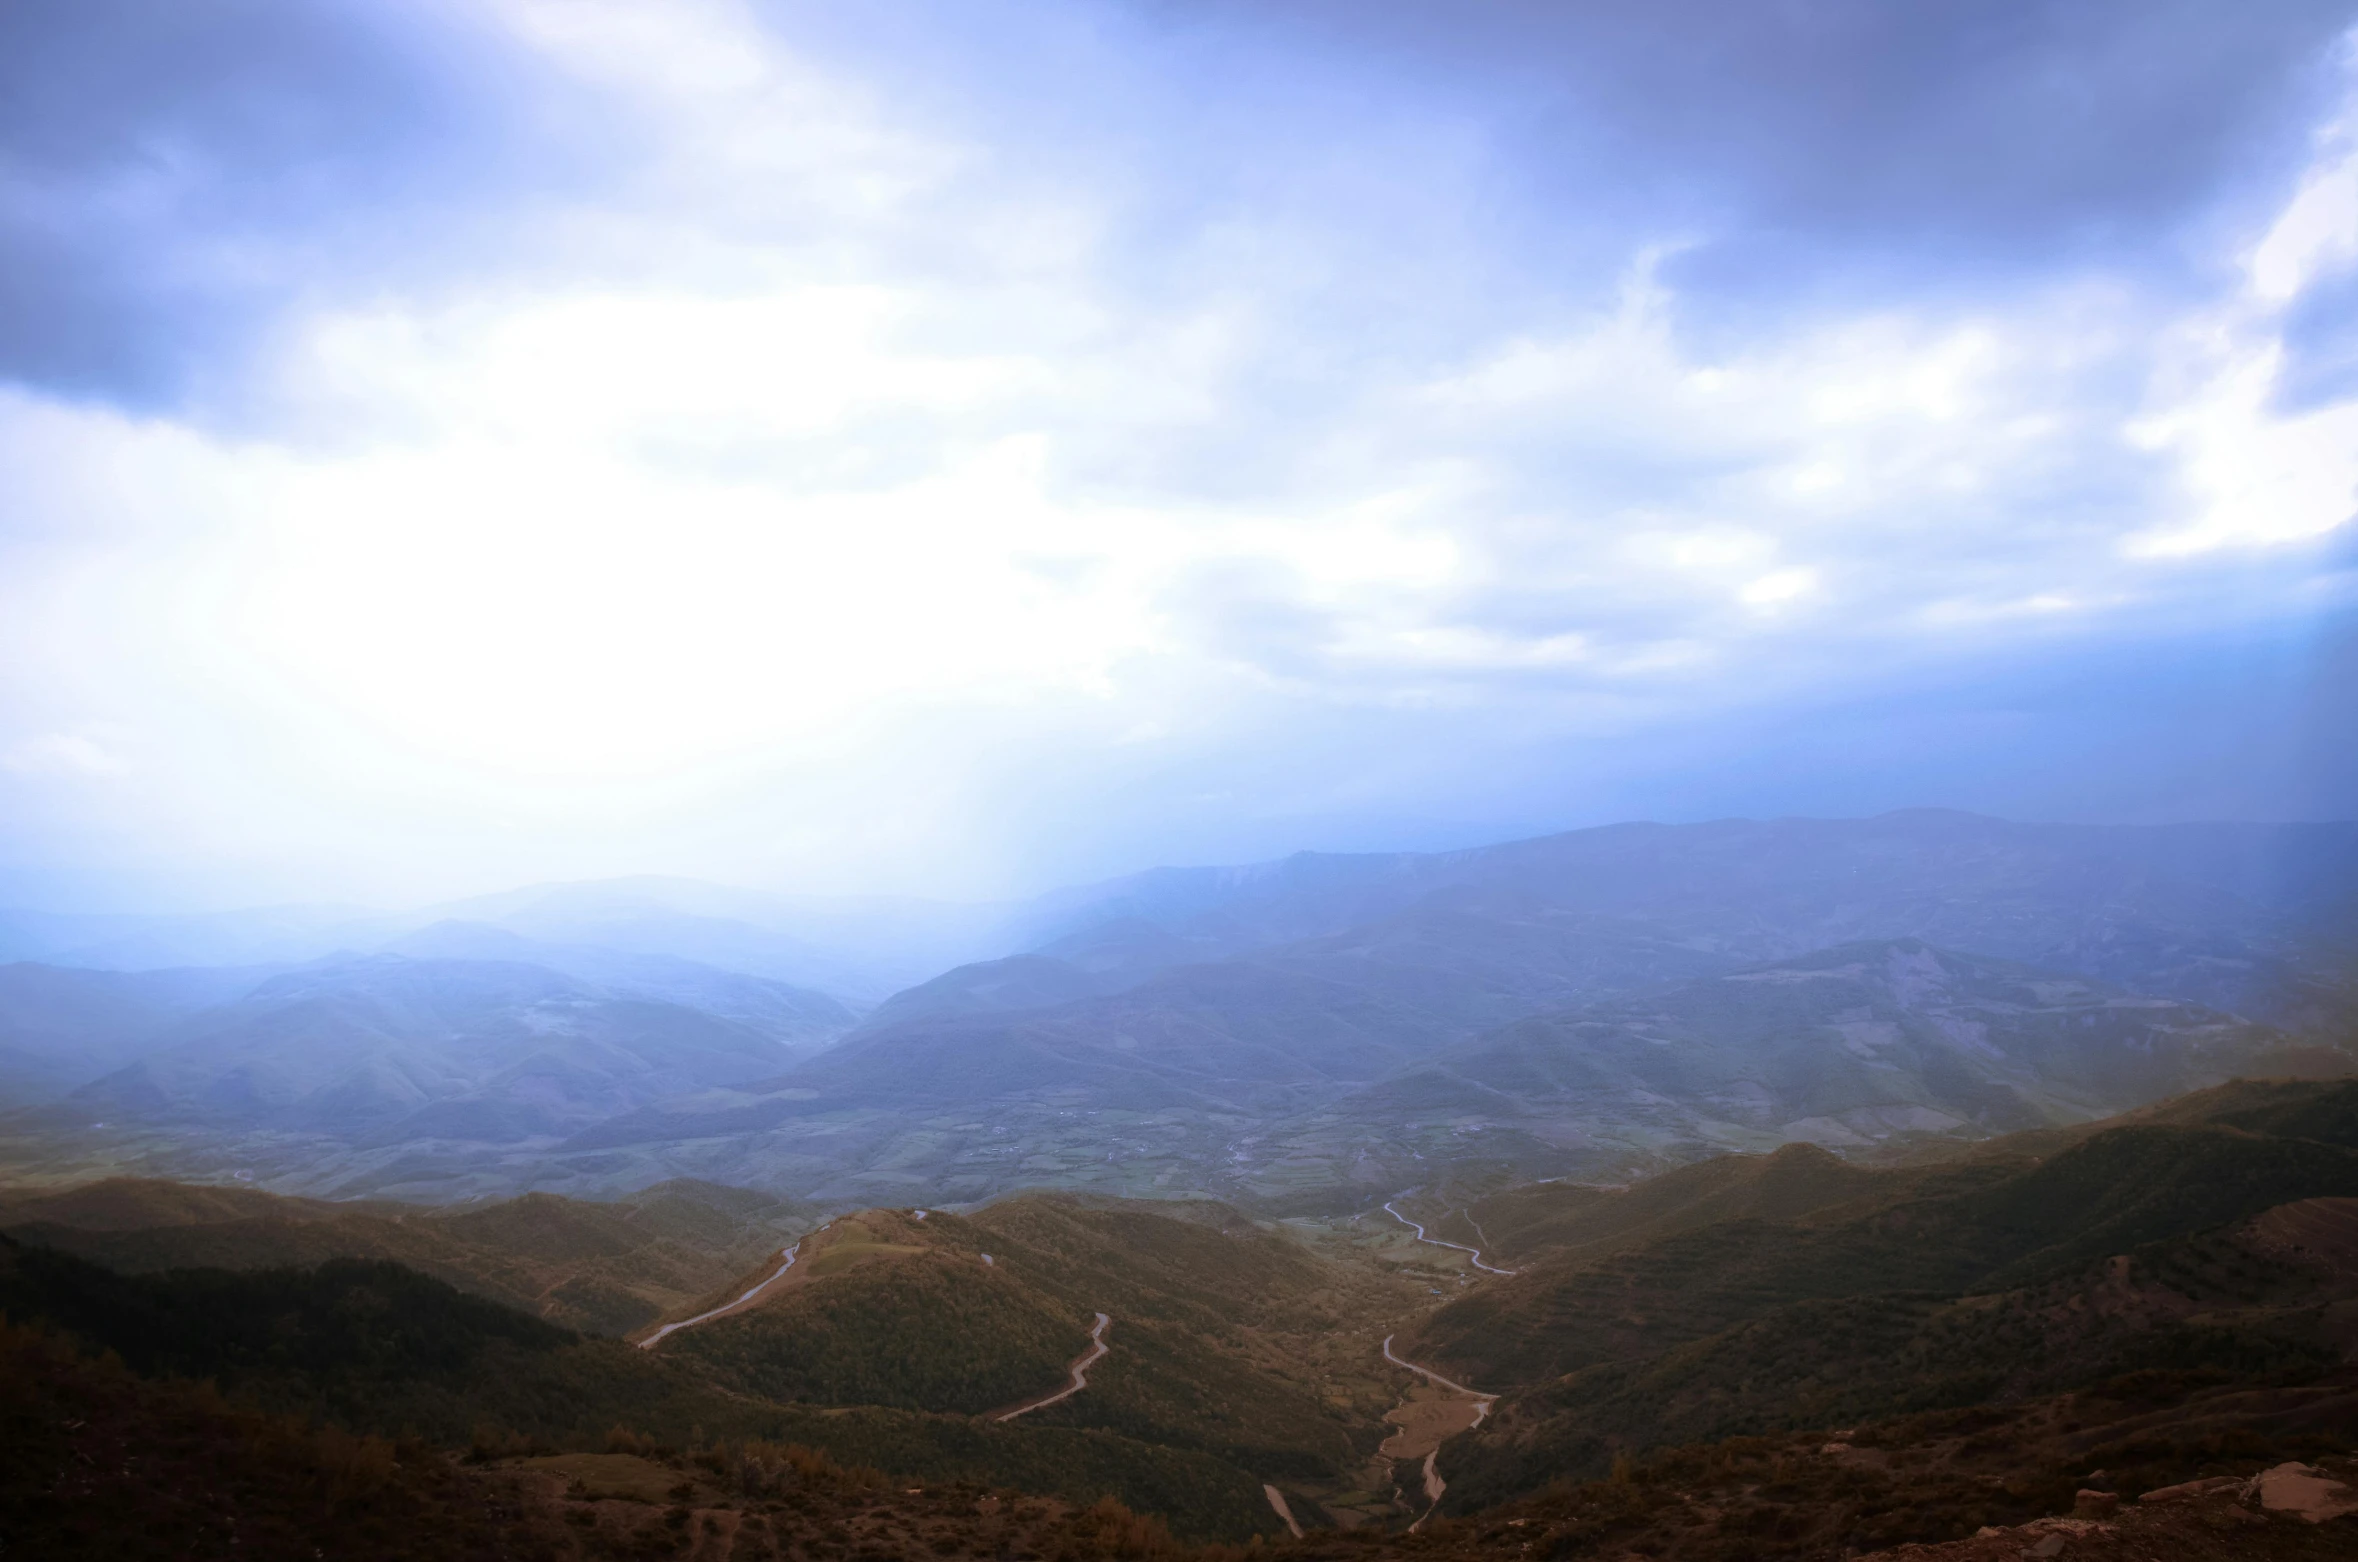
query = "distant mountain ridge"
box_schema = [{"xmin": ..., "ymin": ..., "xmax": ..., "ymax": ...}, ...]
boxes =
[
  {"xmin": 380, "ymin": 920, "xmax": 858, "ymax": 1042},
  {"xmin": 0, "ymin": 810, "xmax": 2351, "ymax": 1204},
  {"xmin": 1009, "ymin": 811, "xmax": 2358, "ymax": 1028},
  {"xmin": 54, "ymin": 956, "xmax": 816, "ymax": 1145},
  {"xmin": 10, "ymin": 807, "xmax": 2354, "ymax": 1008},
  {"xmin": 547, "ymin": 936, "xmax": 2311, "ymax": 1211},
  {"xmin": 0, "ymin": 877, "xmax": 1017, "ymax": 1005}
]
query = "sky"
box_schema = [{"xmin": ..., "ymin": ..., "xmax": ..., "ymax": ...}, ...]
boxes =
[{"xmin": 2, "ymin": 0, "xmax": 2356, "ymax": 911}]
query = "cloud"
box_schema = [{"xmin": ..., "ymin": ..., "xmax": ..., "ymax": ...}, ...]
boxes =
[
  {"xmin": 2126, "ymin": 43, "xmax": 2358, "ymax": 557},
  {"xmin": 0, "ymin": 1, "xmax": 2353, "ymax": 905},
  {"xmin": 1, "ymin": 733, "xmax": 129, "ymax": 778},
  {"xmin": 2250, "ymin": 65, "xmax": 2358, "ymax": 307},
  {"xmin": 0, "ymin": 0, "xmax": 589, "ymax": 406},
  {"xmin": 1151, "ymin": 0, "xmax": 2357, "ymax": 287}
]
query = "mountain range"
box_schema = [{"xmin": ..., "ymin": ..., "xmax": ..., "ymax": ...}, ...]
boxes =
[{"xmin": 0, "ymin": 809, "xmax": 2351, "ymax": 1206}]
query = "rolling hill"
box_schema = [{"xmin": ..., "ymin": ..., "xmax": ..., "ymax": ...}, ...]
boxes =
[
  {"xmin": 653, "ymin": 1198, "xmax": 1387, "ymax": 1486},
  {"xmin": 5, "ymin": 1078, "xmax": 2358, "ymax": 1556},
  {"xmin": 0, "ymin": 1174, "xmax": 816, "ymax": 1336},
  {"xmin": 1399, "ymin": 1078, "xmax": 2358, "ymax": 1513},
  {"xmin": 1391, "ymin": 1136, "xmax": 1892, "ymax": 1269},
  {"xmin": 0, "ymin": 1183, "xmax": 1445, "ymax": 1542}
]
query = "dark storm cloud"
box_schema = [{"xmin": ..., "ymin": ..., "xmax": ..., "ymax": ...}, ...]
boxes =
[
  {"xmin": 0, "ymin": 0, "xmax": 571, "ymax": 405},
  {"xmin": 1151, "ymin": 0, "xmax": 2355, "ymax": 300}
]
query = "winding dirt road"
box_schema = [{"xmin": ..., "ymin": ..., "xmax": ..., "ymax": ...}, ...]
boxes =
[
  {"xmin": 996, "ymin": 1312, "xmax": 1112, "ymax": 1422},
  {"xmin": 1380, "ymin": 1335, "xmax": 1498, "ymax": 1427},
  {"xmin": 1379, "ymin": 1333, "xmax": 1498, "ymax": 1528},
  {"xmin": 1383, "ymin": 1201, "xmax": 1517, "ymax": 1275},
  {"xmin": 638, "ymin": 1241, "xmax": 802, "ymax": 1349}
]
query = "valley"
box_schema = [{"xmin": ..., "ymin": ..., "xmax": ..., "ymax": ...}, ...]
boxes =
[
  {"xmin": 5, "ymin": 813, "xmax": 2351, "ymax": 1211},
  {"xmin": 5, "ymin": 1074, "xmax": 2358, "ymax": 1558},
  {"xmin": 2, "ymin": 812, "xmax": 2355, "ymax": 1556},
  {"xmin": 17, "ymin": 1, "xmax": 2358, "ymax": 1553}
]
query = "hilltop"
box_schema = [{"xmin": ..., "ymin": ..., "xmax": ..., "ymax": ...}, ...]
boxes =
[
  {"xmin": 0, "ymin": 1175, "xmax": 815, "ymax": 1336},
  {"xmin": 0, "ymin": 1179, "xmax": 1448, "ymax": 1541}
]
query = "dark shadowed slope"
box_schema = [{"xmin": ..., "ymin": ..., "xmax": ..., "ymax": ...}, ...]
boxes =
[
  {"xmin": 0, "ymin": 1175, "xmax": 816, "ymax": 1337},
  {"xmin": 0, "ymin": 1234, "xmax": 1285, "ymax": 1539}
]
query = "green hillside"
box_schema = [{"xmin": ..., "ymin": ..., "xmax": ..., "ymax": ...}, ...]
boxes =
[
  {"xmin": 0, "ymin": 1230, "xmax": 1287, "ymax": 1541},
  {"xmin": 663, "ymin": 1242, "xmax": 1086, "ymax": 1412},
  {"xmin": 1410, "ymin": 1117, "xmax": 2358, "ymax": 1388},
  {"xmin": 0, "ymin": 1175, "xmax": 813, "ymax": 1336},
  {"xmin": 1404, "ymin": 1138, "xmax": 1894, "ymax": 1265},
  {"xmin": 0, "ymin": 1310, "xmax": 1286, "ymax": 1557},
  {"xmin": 663, "ymin": 1197, "xmax": 1383, "ymax": 1485},
  {"xmin": 1408, "ymin": 1077, "xmax": 2358, "ymax": 1514},
  {"xmin": 2182, "ymin": 1077, "xmax": 2358, "ymax": 1147},
  {"xmin": 0, "ymin": 1178, "xmax": 1400, "ymax": 1531},
  {"xmin": 0, "ymin": 1182, "xmax": 1453, "ymax": 1539},
  {"xmin": 7, "ymin": 1075, "xmax": 2355, "ymax": 1553}
]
